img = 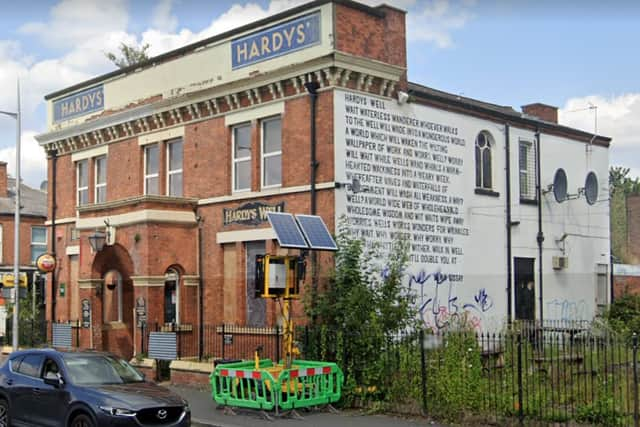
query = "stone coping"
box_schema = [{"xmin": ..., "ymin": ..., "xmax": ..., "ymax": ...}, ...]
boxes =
[{"xmin": 170, "ymin": 360, "xmax": 213, "ymax": 374}]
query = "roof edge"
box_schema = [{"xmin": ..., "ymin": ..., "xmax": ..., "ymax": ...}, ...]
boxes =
[
  {"xmin": 45, "ymin": 0, "xmax": 385, "ymax": 101},
  {"xmin": 408, "ymin": 82, "xmax": 611, "ymax": 145}
]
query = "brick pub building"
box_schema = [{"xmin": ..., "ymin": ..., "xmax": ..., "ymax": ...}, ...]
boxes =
[{"xmin": 37, "ymin": 0, "xmax": 610, "ymax": 359}]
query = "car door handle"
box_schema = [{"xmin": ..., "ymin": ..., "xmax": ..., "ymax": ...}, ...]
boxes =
[
  {"xmin": 4, "ymin": 379, "xmax": 12, "ymax": 386},
  {"xmin": 32, "ymin": 388, "xmax": 42, "ymax": 395}
]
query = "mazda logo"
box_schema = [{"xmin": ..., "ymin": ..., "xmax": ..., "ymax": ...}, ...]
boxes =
[{"xmin": 157, "ymin": 409, "xmax": 168, "ymax": 420}]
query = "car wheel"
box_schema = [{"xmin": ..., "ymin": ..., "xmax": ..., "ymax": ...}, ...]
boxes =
[
  {"xmin": 0, "ymin": 399, "xmax": 9, "ymax": 427},
  {"xmin": 70, "ymin": 413, "xmax": 95, "ymax": 427}
]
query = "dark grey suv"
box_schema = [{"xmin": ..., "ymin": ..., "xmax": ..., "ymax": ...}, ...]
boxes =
[{"xmin": 0, "ymin": 349, "xmax": 190, "ymax": 427}]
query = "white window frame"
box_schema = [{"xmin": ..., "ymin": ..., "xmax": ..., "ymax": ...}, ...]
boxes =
[
  {"xmin": 261, "ymin": 116, "xmax": 282, "ymax": 189},
  {"xmin": 519, "ymin": 140, "xmax": 535, "ymax": 201},
  {"xmin": 144, "ymin": 143, "xmax": 160, "ymax": 195},
  {"xmin": 31, "ymin": 226, "xmax": 47, "ymax": 264},
  {"xmin": 94, "ymin": 155, "xmax": 107, "ymax": 204},
  {"xmin": 232, "ymin": 123, "xmax": 252, "ymax": 193},
  {"xmin": 76, "ymin": 159, "xmax": 89, "ymax": 206},
  {"xmin": 166, "ymin": 139, "xmax": 183, "ymax": 197}
]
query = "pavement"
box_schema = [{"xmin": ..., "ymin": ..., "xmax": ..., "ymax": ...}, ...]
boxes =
[{"xmin": 169, "ymin": 385, "xmax": 443, "ymax": 427}]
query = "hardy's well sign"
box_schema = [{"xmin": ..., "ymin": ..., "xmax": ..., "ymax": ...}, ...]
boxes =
[
  {"xmin": 53, "ymin": 85, "xmax": 104, "ymax": 123},
  {"xmin": 231, "ymin": 12, "xmax": 320, "ymax": 69}
]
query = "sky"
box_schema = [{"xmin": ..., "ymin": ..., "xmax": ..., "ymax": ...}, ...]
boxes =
[{"xmin": 0, "ymin": 0, "xmax": 639, "ymax": 187}]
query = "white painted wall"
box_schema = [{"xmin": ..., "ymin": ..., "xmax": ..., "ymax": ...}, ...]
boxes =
[{"xmin": 334, "ymin": 89, "xmax": 610, "ymax": 331}]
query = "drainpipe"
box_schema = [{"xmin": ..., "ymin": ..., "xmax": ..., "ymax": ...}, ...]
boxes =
[
  {"xmin": 49, "ymin": 148, "xmax": 58, "ymax": 323},
  {"xmin": 194, "ymin": 208, "xmax": 204, "ymax": 360},
  {"xmin": 304, "ymin": 80, "xmax": 320, "ymax": 215},
  {"xmin": 535, "ymin": 129, "xmax": 544, "ymax": 325},
  {"xmin": 504, "ymin": 124, "xmax": 513, "ymax": 324},
  {"xmin": 304, "ymin": 80, "xmax": 320, "ymax": 324}
]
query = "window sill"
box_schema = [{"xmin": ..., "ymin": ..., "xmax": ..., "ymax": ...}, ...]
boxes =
[
  {"xmin": 474, "ymin": 188, "xmax": 500, "ymax": 197},
  {"xmin": 520, "ymin": 198, "xmax": 538, "ymax": 206}
]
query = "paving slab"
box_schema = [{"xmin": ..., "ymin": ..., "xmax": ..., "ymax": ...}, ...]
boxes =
[{"xmin": 170, "ymin": 384, "xmax": 444, "ymax": 427}]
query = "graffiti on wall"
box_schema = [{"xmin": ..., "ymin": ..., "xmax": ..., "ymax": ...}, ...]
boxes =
[
  {"xmin": 545, "ymin": 299, "xmax": 587, "ymax": 322},
  {"xmin": 409, "ymin": 267, "xmax": 494, "ymax": 331}
]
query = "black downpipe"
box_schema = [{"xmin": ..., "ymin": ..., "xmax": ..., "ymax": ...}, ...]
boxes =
[
  {"xmin": 49, "ymin": 149, "xmax": 58, "ymax": 322},
  {"xmin": 535, "ymin": 129, "xmax": 544, "ymax": 324},
  {"xmin": 196, "ymin": 210, "xmax": 204, "ymax": 360},
  {"xmin": 504, "ymin": 124, "xmax": 513, "ymax": 324},
  {"xmin": 304, "ymin": 80, "xmax": 320, "ymax": 324},
  {"xmin": 305, "ymin": 81, "xmax": 320, "ymax": 215}
]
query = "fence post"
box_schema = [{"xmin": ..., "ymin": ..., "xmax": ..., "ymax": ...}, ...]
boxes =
[
  {"xmin": 76, "ymin": 320, "xmax": 80, "ymax": 348},
  {"xmin": 176, "ymin": 323, "xmax": 181, "ymax": 360},
  {"xmin": 633, "ymin": 333, "xmax": 639, "ymax": 427},
  {"xmin": 517, "ymin": 332, "xmax": 524, "ymax": 425},
  {"xmin": 221, "ymin": 324, "xmax": 225, "ymax": 359},
  {"xmin": 420, "ymin": 329, "xmax": 427, "ymax": 415}
]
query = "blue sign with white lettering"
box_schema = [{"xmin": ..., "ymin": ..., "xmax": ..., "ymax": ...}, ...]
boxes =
[
  {"xmin": 232, "ymin": 12, "xmax": 321, "ymax": 69},
  {"xmin": 53, "ymin": 85, "xmax": 104, "ymax": 123}
]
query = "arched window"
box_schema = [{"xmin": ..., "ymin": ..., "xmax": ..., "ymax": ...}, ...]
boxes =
[
  {"xmin": 164, "ymin": 269, "xmax": 180, "ymax": 325},
  {"xmin": 103, "ymin": 270, "xmax": 122, "ymax": 323},
  {"xmin": 475, "ymin": 131, "xmax": 493, "ymax": 189}
]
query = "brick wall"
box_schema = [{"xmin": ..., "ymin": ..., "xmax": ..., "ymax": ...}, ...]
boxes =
[{"xmin": 628, "ymin": 195, "xmax": 640, "ymax": 263}]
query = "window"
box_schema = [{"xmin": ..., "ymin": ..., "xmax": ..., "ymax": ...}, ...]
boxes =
[
  {"xmin": 475, "ymin": 132, "xmax": 493, "ymax": 189},
  {"xmin": 233, "ymin": 124, "xmax": 251, "ymax": 192},
  {"xmin": 95, "ymin": 155, "xmax": 107, "ymax": 203},
  {"xmin": 596, "ymin": 264, "xmax": 608, "ymax": 314},
  {"xmin": 17, "ymin": 354, "xmax": 44, "ymax": 378},
  {"xmin": 519, "ymin": 141, "xmax": 536, "ymax": 201},
  {"xmin": 144, "ymin": 144, "xmax": 159, "ymax": 195},
  {"xmin": 103, "ymin": 270, "xmax": 123, "ymax": 323},
  {"xmin": 77, "ymin": 159, "xmax": 89, "ymax": 205},
  {"xmin": 31, "ymin": 227, "xmax": 47, "ymax": 264},
  {"xmin": 261, "ymin": 117, "xmax": 282, "ymax": 188},
  {"xmin": 164, "ymin": 269, "xmax": 180, "ymax": 324},
  {"xmin": 167, "ymin": 139, "xmax": 183, "ymax": 197}
]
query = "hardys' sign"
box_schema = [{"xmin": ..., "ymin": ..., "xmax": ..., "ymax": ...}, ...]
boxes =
[
  {"xmin": 223, "ymin": 201, "xmax": 285, "ymax": 226},
  {"xmin": 53, "ymin": 85, "xmax": 104, "ymax": 123},
  {"xmin": 231, "ymin": 12, "xmax": 320, "ymax": 69}
]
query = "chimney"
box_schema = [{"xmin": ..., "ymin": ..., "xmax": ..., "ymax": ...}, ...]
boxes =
[
  {"xmin": 522, "ymin": 103, "xmax": 558, "ymax": 124},
  {"xmin": 0, "ymin": 162, "xmax": 7, "ymax": 198}
]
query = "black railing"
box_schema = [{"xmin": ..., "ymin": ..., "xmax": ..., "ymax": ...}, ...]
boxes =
[
  {"xmin": 3, "ymin": 319, "xmax": 80, "ymax": 349},
  {"xmin": 140, "ymin": 323, "xmax": 282, "ymax": 362},
  {"xmin": 300, "ymin": 321, "xmax": 640, "ymax": 426}
]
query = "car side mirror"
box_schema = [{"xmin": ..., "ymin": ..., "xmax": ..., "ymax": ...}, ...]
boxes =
[{"xmin": 44, "ymin": 372, "xmax": 64, "ymax": 388}]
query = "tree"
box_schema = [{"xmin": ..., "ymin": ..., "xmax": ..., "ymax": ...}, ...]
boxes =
[
  {"xmin": 609, "ymin": 166, "xmax": 640, "ymax": 263},
  {"xmin": 105, "ymin": 42, "xmax": 150, "ymax": 69}
]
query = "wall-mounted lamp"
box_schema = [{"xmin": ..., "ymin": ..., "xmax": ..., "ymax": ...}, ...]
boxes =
[
  {"xmin": 88, "ymin": 229, "xmax": 107, "ymax": 253},
  {"xmin": 397, "ymin": 91, "xmax": 410, "ymax": 105},
  {"xmin": 335, "ymin": 177, "xmax": 369, "ymax": 194},
  {"xmin": 88, "ymin": 220, "xmax": 112, "ymax": 253}
]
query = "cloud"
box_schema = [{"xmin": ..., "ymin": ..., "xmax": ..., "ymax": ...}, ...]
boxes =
[
  {"xmin": 19, "ymin": 0, "xmax": 129, "ymax": 49},
  {"xmin": 152, "ymin": 0, "xmax": 178, "ymax": 32},
  {"xmin": 0, "ymin": 130, "xmax": 47, "ymax": 188},
  {"xmin": 559, "ymin": 93, "xmax": 640, "ymax": 179},
  {"xmin": 406, "ymin": 0, "xmax": 476, "ymax": 48}
]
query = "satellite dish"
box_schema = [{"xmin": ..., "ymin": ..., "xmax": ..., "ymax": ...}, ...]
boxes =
[
  {"xmin": 584, "ymin": 172, "xmax": 598, "ymax": 205},
  {"xmin": 553, "ymin": 168, "xmax": 568, "ymax": 203}
]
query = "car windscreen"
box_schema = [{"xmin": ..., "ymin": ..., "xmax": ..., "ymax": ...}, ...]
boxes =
[{"xmin": 61, "ymin": 354, "xmax": 144, "ymax": 385}]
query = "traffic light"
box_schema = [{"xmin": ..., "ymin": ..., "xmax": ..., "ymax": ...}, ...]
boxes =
[{"xmin": 2, "ymin": 272, "xmax": 28, "ymax": 288}]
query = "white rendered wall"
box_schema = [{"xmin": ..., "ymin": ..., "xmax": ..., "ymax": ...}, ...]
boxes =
[{"xmin": 334, "ymin": 89, "xmax": 610, "ymax": 331}]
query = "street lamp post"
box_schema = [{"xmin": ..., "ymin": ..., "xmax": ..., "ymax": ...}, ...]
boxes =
[{"xmin": 1, "ymin": 80, "xmax": 21, "ymax": 351}]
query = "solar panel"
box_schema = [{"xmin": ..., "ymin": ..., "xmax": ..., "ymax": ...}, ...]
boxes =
[
  {"xmin": 295, "ymin": 215, "xmax": 338, "ymax": 251},
  {"xmin": 267, "ymin": 212, "xmax": 309, "ymax": 249}
]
